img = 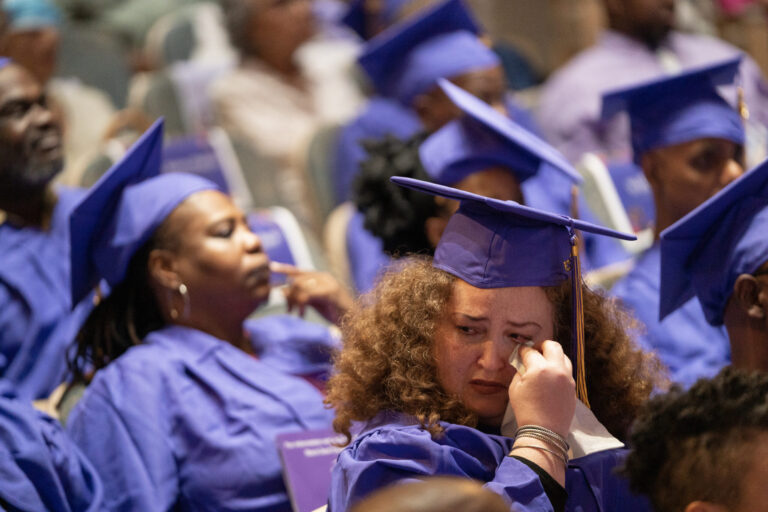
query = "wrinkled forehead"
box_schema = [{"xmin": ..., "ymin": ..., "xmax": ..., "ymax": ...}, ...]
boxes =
[
  {"xmin": 0, "ymin": 64, "xmax": 41, "ymax": 102},
  {"xmin": 447, "ymin": 278, "xmax": 554, "ymax": 322}
]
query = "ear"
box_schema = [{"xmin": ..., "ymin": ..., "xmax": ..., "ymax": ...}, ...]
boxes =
[
  {"xmin": 684, "ymin": 501, "xmax": 730, "ymax": 512},
  {"xmin": 147, "ymin": 248, "xmax": 181, "ymax": 290},
  {"xmin": 733, "ymin": 274, "xmax": 766, "ymax": 320},
  {"xmin": 424, "ymin": 215, "xmax": 448, "ymax": 249}
]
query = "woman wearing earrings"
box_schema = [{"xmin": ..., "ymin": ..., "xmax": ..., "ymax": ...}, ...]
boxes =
[{"xmin": 65, "ymin": 121, "xmax": 340, "ymax": 511}]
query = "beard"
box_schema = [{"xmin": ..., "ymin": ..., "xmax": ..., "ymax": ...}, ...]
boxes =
[{"xmin": 0, "ymin": 153, "xmax": 63, "ymax": 192}]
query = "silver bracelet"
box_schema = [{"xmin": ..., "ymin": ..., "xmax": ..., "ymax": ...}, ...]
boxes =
[
  {"xmin": 509, "ymin": 444, "xmax": 568, "ymax": 466},
  {"xmin": 514, "ymin": 433, "xmax": 569, "ymax": 462},
  {"xmin": 515, "ymin": 425, "xmax": 570, "ymax": 452}
]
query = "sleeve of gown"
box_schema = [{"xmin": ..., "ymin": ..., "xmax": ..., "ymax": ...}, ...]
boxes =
[
  {"xmin": 330, "ymin": 427, "xmax": 555, "ymax": 512},
  {"xmin": 66, "ymin": 388, "xmax": 178, "ymax": 512}
]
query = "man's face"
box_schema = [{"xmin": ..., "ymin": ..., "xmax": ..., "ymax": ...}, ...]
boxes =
[
  {"xmin": 0, "ymin": 64, "xmax": 63, "ymax": 191},
  {"xmin": 610, "ymin": 0, "xmax": 676, "ymax": 47},
  {"xmin": 643, "ymin": 137, "xmax": 744, "ymax": 226}
]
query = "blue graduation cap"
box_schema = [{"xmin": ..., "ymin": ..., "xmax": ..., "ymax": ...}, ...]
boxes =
[
  {"xmin": 601, "ymin": 57, "xmax": 745, "ymax": 164},
  {"xmin": 3, "ymin": 0, "xmax": 61, "ymax": 30},
  {"xmin": 0, "ymin": 58, "xmax": 10, "ymax": 69},
  {"xmin": 420, "ymin": 79, "xmax": 583, "ymax": 186},
  {"xmin": 69, "ymin": 120, "xmax": 220, "ymax": 305},
  {"xmin": 659, "ymin": 158, "xmax": 768, "ymax": 326},
  {"xmin": 392, "ymin": 176, "xmax": 636, "ymax": 407},
  {"xmin": 341, "ymin": 0, "xmax": 412, "ymax": 39},
  {"xmin": 358, "ymin": 0, "xmax": 499, "ymax": 105}
]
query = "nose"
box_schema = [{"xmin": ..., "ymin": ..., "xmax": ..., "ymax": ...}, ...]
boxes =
[
  {"xmin": 720, "ymin": 157, "xmax": 744, "ymax": 188},
  {"xmin": 243, "ymin": 227, "xmax": 263, "ymax": 254},
  {"xmin": 477, "ymin": 339, "xmax": 510, "ymax": 373},
  {"xmin": 30, "ymin": 102, "xmax": 57, "ymax": 130}
]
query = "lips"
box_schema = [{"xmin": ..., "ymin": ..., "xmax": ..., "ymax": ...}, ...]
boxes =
[
  {"xmin": 29, "ymin": 131, "xmax": 62, "ymax": 157},
  {"xmin": 469, "ymin": 379, "xmax": 507, "ymax": 395},
  {"xmin": 245, "ymin": 263, "xmax": 271, "ymax": 288}
]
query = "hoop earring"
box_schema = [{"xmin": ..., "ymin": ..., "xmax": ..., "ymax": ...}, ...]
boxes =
[{"xmin": 169, "ymin": 283, "xmax": 190, "ymax": 320}]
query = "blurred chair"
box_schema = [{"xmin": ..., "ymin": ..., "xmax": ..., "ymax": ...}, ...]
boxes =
[
  {"xmin": 324, "ymin": 203, "xmax": 390, "ymax": 294},
  {"xmin": 128, "ymin": 71, "xmax": 188, "ymax": 138},
  {"xmin": 577, "ymin": 152, "xmax": 655, "ymax": 255},
  {"xmin": 56, "ymin": 24, "xmax": 131, "ymax": 108},
  {"xmin": 305, "ymin": 124, "xmax": 342, "ymax": 222}
]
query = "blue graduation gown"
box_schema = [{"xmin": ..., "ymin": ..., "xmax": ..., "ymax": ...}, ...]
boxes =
[
  {"xmin": 66, "ymin": 315, "xmax": 337, "ymax": 512},
  {"xmin": 328, "ymin": 411, "xmax": 651, "ymax": 512},
  {"xmin": 0, "ymin": 382, "xmax": 103, "ymax": 511},
  {"xmin": 611, "ymin": 244, "xmax": 730, "ymax": 387},
  {"xmin": 0, "ymin": 186, "xmax": 92, "ymax": 400},
  {"xmin": 333, "ymin": 96, "xmax": 422, "ymax": 204}
]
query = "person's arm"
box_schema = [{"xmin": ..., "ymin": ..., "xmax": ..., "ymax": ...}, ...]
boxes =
[
  {"xmin": 330, "ymin": 425, "xmax": 557, "ymax": 512},
  {"xmin": 66, "ymin": 384, "xmax": 178, "ymax": 511}
]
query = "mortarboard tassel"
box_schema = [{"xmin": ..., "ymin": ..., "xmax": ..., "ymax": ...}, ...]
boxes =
[{"xmin": 568, "ymin": 228, "xmax": 590, "ymax": 408}]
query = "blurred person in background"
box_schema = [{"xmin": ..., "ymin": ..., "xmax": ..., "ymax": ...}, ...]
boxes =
[
  {"xmin": 349, "ymin": 477, "xmax": 510, "ymax": 512},
  {"xmin": 605, "ymin": 59, "xmax": 745, "ymax": 386},
  {"xmin": 537, "ymin": 0, "xmax": 768, "ymax": 167},
  {"xmin": 0, "ymin": 59, "xmax": 91, "ymax": 401},
  {"xmin": 659, "ymin": 157, "xmax": 768, "ymax": 373},
  {"xmin": 212, "ymin": 0, "xmax": 363, "ymax": 231},
  {"xmin": 0, "ymin": 0, "xmax": 116, "ymax": 184}
]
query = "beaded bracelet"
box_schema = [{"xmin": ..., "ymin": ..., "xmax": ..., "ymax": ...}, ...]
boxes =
[{"xmin": 509, "ymin": 444, "xmax": 568, "ymax": 466}]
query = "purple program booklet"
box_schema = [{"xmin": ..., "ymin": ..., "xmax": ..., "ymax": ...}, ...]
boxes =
[{"xmin": 277, "ymin": 428, "xmax": 346, "ymax": 512}]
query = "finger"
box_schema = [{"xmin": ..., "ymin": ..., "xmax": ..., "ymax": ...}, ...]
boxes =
[
  {"xmin": 518, "ymin": 345, "xmax": 546, "ymax": 368},
  {"xmin": 540, "ymin": 340, "xmax": 565, "ymax": 361},
  {"xmin": 269, "ymin": 261, "xmax": 302, "ymax": 276},
  {"xmin": 562, "ymin": 351, "xmax": 573, "ymax": 376}
]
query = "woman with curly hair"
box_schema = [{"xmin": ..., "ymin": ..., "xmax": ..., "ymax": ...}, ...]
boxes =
[{"xmin": 326, "ymin": 179, "xmax": 664, "ymax": 511}]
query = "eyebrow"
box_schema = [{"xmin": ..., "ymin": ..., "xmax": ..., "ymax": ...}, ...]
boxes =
[{"xmin": 456, "ymin": 313, "xmax": 541, "ymax": 329}]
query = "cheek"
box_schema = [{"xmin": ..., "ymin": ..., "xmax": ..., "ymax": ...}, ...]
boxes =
[{"xmin": 434, "ymin": 334, "xmax": 474, "ymax": 392}]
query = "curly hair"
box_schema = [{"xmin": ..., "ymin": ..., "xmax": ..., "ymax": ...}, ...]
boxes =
[
  {"xmin": 326, "ymin": 258, "xmax": 666, "ymax": 443},
  {"xmin": 352, "ymin": 133, "xmax": 443, "ymax": 257},
  {"xmin": 622, "ymin": 368, "xmax": 768, "ymax": 512}
]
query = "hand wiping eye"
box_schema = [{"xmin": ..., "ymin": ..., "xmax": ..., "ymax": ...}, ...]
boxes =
[{"xmin": 508, "ymin": 340, "xmax": 535, "ymax": 374}]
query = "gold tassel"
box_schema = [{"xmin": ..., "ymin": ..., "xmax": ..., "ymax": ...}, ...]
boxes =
[
  {"xmin": 738, "ymin": 85, "xmax": 750, "ymax": 122},
  {"xmin": 571, "ymin": 242, "xmax": 590, "ymax": 409}
]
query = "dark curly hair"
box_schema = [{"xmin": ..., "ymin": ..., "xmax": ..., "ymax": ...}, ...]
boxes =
[
  {"xmin": 327, "ymin": 257, "xmax": 665, "ymax": 443},
  {"xmin": 352, "ymin": 133, "xmax": 447, "ymax": 257},
  {"xmin": 68, "ymin": 219, "xmax": 178, "ymax": 384},
  {"xmin": 622, "ymin": 367, "xmax": 768, "ymax": 512}
]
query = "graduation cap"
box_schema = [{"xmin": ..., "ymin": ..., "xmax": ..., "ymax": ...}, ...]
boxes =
[
  {"xmin": 3, "ymin": 0, "xmax": 61, "ymax": 30},
  {"xmin": 601, "ymin": 57, "xmax": 745, "ymax": 164},
  {"xmin": 392, "ymin": 176, "xmax": 637, "ymax": 407},
  {"xmin": 0, "ymin": 58, "xmax": 10, "ymax": 69},
  {"xmin": 659, "ymin": 158, "xmax": 768, "ymax": 326},
  {"xmin": 358, "ymin": 0, "xmax": 498, "ymax": 105},
  {"xmin": 420, "ymin": 79, "xmax": 583, "ymax": 186},
  {"xmin": 69, "ymin": 120, "xmax": 220, "ymax": 305},
  {"xmin": 341, "ymin": 0, "xmax": 412, "ymax": 39}
]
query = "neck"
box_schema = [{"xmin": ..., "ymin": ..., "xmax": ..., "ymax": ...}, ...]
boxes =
[
  {"xmin": 726, "ymin": 315, "xmax": 768, "ymax": 372},
  {"xmin": 0, "ymin": 185, "xmax": 54, "ymax": 228},
  {"xmin": 176, "ymin": 314, "xmax": 253, "ymax": 355},
  {"xmin": 249, "ymin": 51, "xmax": 301, "ymax": 82}
]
